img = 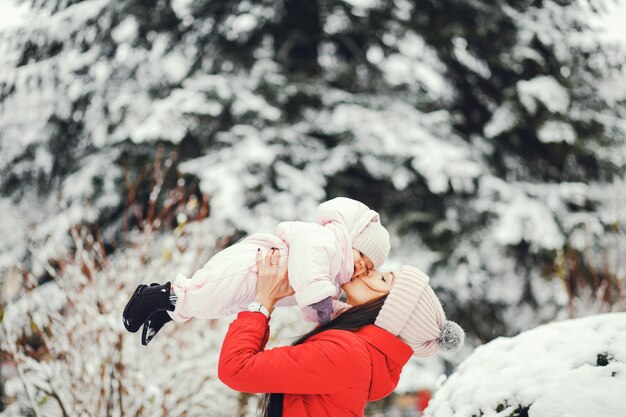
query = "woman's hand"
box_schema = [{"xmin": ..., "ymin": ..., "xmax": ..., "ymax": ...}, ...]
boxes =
[{"xmin": 255, "ymin": 248, "xmax": 294, "ymax": 314}]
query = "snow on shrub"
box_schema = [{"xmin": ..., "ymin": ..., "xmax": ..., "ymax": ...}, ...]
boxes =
[
  {"xmin": 425, "ymin": 313, "xmax": 626, "ymax": 417},
  {"xmin": 0, "ymin": 221, "xmax": 310, "ymax": 417}
]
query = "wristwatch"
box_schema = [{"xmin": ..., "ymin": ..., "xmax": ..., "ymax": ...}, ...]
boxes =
[{"xmin": 247, "ymin": 301, "xmax": 270, "ymax": 318}]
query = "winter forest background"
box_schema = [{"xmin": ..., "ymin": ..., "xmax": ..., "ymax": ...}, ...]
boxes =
[{"xmin": 0, "ymin": 0, "xmax": 625, "ymax": 416}]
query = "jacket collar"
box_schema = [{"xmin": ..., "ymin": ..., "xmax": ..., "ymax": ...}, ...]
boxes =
[{"xmin": 355, "ymin": 324, "xmax": 413, "ymax": 366}]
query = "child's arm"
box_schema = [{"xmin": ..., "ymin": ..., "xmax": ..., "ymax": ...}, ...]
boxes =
[{"xmin": 285, "ymin": 225, "xmax": 340, "ymax": 322}]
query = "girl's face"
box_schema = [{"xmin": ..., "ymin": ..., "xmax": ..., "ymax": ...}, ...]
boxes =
[
  {"xmin": 342, "ymin": 269, "xmax": 396, "ymax": 306},
  {"xmin": 352, "ymin": 249, "xmax": 374, "ymax": 279}
]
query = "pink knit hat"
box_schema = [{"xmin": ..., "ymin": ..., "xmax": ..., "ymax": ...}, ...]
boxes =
[
  {"xmin": 352, "ymin": 220, "xmax": 390, "ymax": 269},
  {"xmin": 375, "ymin": 266, "xmax": 464, "ymax": 356}
]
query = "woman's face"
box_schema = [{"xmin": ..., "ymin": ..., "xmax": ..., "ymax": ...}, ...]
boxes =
[
  {"xmin": 342, "ymin": 268, "xmax": 396, "ymax": 306},
  {"xmin": 352, "ymin": 249, "xmax": 374, "ymax": 279}
]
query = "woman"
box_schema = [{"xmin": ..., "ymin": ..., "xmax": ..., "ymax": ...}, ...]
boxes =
[{"xmin": 218, "ymin": 249, "xmax": 464, "ymax": 417}]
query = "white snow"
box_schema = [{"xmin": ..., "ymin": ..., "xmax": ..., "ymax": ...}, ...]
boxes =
[
  {"xmin": 0, "ymin": 198, "xmax": 30, "ymax": 276},
  {"xmin": 366, "ymin": 45, "xmax": 385, "ymax": 64},
  {"xmin": 537, "ymin": 120, "xmax": 577, "ymax": 144},
  {"xmin": 483, "ymin": 103, "xmax": 518, "ymax": 138},
  {"xmin": 231, "ymin": 14, "xmax": 258, "ymax": 34},
  {"xmin": 171, "ymin": 0, "xmax": 194, "ymax": 21},
  {"xmin": 517, "ymin": 76, "xmax": 570, "ymax": 114},
  {"xmin": 221, "ymin": 4, "xmax": 275, "ymax": 42},
  {"xmin": 344, "ymin": 0, "xmax": 380, "ymax": 8},
  {"xmin": 489, "ymin": 187, "xmax": 564, "ymax": 250},
  {"xmin": 379, "ymin": 31, "xmax": 451, "ymax": 100},
  {"xmin": 452, "ymin": 37, "xmax": 491, "ymax": 79},
  {"xmin": 393, "ymin": 0, "xmax": 413, "ymax": 21},
  {"xmin": 111, "ymin": 16, "xmax": 139, "ymax": 44},
  {"xmin": 0, "ymin": 0, "xmax": 34, "ymax": 31},
  {"xmin": 592, "ymin": 0, "xmax": 626, "ymax": 43},
  {"xmin": 425, "ymin": 313, "xmax": 626, "ymax": 417},
  {"xmin": 178, "ymin": 126, "xmax": 286, "ymax": 230},
  {"xmin": 60, "ymin": 151, "xmax": 121, "ymax": 209},
  {"xmin": 314, "ymin": 101, "xmax": 483, "ymax": 194},
  {"xmin": 323, "ymin": 9, "xmax": 350, "ymax": 34}
]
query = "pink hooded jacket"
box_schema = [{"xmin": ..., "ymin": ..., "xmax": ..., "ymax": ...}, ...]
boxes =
[
  {"xmin": 315, "ymin": 197, "xmax": 383, "ymax": 247},
  {"xmin": 277, "ymin": 197, "xmax": 383, "ymax": 320}
]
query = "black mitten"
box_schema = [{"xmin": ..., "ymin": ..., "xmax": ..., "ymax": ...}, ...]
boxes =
[{"xmin": 141, "ymin": 310, "xmax": 173, "ymax": 346}]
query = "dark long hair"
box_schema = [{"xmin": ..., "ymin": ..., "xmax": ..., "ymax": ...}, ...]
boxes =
[{"xmin": 259, "ymin": 295, "xmax": 389, "ymax": 417}]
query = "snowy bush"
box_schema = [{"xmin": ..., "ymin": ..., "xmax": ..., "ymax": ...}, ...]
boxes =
[
  {"xmin": 0, "ymin": 221, "xmax": 311, "ymax": 417},
  {"xmin": 425, "ymin": 313, "xmax": 626, "ymax": 417}
]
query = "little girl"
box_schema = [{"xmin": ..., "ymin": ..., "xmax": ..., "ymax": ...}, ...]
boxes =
[{"xmin": 122, "ymin": 197, "xmax": 391, "ymax": 345}]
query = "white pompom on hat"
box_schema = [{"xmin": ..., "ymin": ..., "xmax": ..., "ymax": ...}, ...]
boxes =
[
  {"xmin": 352, "ymin": 220, "xmax": 391, "ymax": 269},
  {"xmin": 375, "ymin": 265, "xmax": 464, "ymax": 356}
]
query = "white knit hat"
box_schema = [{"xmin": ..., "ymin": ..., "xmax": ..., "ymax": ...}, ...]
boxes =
[
  {"xmin": 352, "ymin": 220, "xmax": 390, "ymax": 269},
  {"xmin": 375, "ymin": 266, "xmax": 464, "ymax": 356}
]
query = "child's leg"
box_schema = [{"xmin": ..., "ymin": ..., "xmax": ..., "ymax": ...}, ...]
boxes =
[
  {"xmin": 168, "ymin": 269, "xmax": 246, "ymax": 321},
  {"xmin": 168, "ymin": 234, "xmax": 288, "ymax": 321}
]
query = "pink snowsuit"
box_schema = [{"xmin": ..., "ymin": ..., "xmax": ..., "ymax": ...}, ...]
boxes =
[{"xmin": 169, "ymin": 198, "xmax": 381, "ymax": 322}]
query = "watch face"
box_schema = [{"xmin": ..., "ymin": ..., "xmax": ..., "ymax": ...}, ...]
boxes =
[{"xmin": 248, "ymin": 301, "xmax": 261, "ymax": 311}]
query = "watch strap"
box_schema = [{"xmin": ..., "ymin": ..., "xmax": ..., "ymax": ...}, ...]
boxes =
[
  {"xmin": 248, "ymin": 301, "xmax": 270, "ymax": 318},
  {"xmin": 258, "ymin": 303, "xmax": 270, "ymax": 318}
]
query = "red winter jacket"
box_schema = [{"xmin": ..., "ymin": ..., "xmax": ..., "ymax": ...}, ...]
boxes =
[{"xmin": 218, "ymin": 312, "xmax": 414, "ymax": 417}]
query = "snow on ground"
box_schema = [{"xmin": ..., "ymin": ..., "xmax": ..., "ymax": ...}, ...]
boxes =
[{"xmin": 425, "ymin": 313, "xmax": 626, "ymax": 417}]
